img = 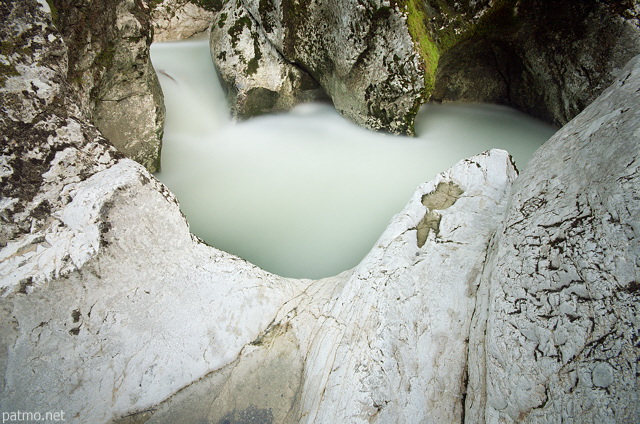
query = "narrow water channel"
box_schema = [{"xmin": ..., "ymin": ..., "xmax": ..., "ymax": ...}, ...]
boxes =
[{"xmin": 150, "ymin": 38, "xmax": 557, "ymax": 279}]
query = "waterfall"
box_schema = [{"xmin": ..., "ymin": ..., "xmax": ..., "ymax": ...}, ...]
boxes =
[{"xmin": 150, "ymin": 38, "xmax": 556, "ymax": 279}]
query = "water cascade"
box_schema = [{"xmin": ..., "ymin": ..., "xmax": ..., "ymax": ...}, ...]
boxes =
[{"xmin": 150, "ymin": 38, "xmax": 557, "ymax": 279}]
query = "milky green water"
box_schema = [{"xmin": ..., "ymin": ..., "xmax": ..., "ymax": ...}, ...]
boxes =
[{"xmin": 150, "ymin": 39, "xmax": 557, "ymax": 279}]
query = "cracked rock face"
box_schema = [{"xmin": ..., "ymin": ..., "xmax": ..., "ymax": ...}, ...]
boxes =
[
  {"xmin": 51, "ymin": 0, "xmax": 165, "ymax": 172},
  {"xmin": 210, "ymin": 0, "xmax": 425, "ymax": 134},
  {"xmin": 466, "ymin": 55, "xmax": 640, "ymax": 423}
]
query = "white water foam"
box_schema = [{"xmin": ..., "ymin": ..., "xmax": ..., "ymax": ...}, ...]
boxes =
[{"xmin": 150, "ymin": 39, "xmax": 556, "ymax": 279}]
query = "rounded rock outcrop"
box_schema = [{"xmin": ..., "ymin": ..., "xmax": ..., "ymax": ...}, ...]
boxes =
[{"xmin": 210, "ymin": 0, "xmax": 426, "ymax": 135}]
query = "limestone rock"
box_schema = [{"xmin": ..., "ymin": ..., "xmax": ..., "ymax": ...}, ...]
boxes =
[
  {"xmin": 210, "ymin": 0, "xmax": 426, "ymax": 134},
  {"xmin": 432, "ymin": 0, "xmax": 640, "ymax": 126},
  {"xmin": 151, "ymin": 0, "xmax": 215, "ymax": 42},
  {"xmin": 131, "ymin": 149, "xmax": 518, "ymax": 424},
  {"xmin": 50, "ymin": 0, "xmax": 165, "ymax": 172},
  {"xmin": 210, "ymin": 0, "xmax": 327, "ymax": 119},
  {"xmin": 2, "ymin": 1, "xmax": 639, "ymax": 423},
  {"xmin": 466, "ymin": 55, "xmax": 640, "ymax": 423},
  {"xmin": 0, "ymin": 4, "xmax": 306, "ymax": 422}
]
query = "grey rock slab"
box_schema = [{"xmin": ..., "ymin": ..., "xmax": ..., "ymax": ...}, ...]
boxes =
[{"xmin": 466, "ymin": 54, "xmax": 640, "ymax": 424}]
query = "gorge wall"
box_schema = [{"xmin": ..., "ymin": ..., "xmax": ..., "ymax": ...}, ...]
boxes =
[
  {"xmin": 0, "ymin": 0, "xmax": 638, "ymax": 423},
  {"xmin": 151, "ymin": 0, "xmax": 214, "ymax": 42},
  {"xmin": 212, "ymin": 0, "xmax": 640, "ymax": 131},
  {"xmin": 210, "ymin": 0, "xmax": 425, "ymax": 134},
  {"xmin": 48, "ymin": 0, "xmax": 165, "ymax": 172},
  {"xmin": 431, "ymin": 0, "xmax": 640, "ymax": 126}
]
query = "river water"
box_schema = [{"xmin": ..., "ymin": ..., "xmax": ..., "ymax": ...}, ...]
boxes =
[{"xmin": 150, "ymin": 38, "xmax": 556, "ymax": 279}]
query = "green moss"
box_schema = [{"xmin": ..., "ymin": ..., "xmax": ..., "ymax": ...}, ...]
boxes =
[
  {"xmin": 463, "ymin": 0, "xmax": 519, "ymax": 40},
  {"xmin": 94, "ymin": 43, "xmax": 115, "ymax": 69},
  {"xmin": 218, "ymin": 12, "xmax": 227, "ymax": 28},
  {"xmin": 45, "ymin": 0, "xmax": 59, "ymax": 25},
  {"xmin": 403, "ymin": 0, "xmax": 440, "ymax": 96},
  {"xmin": 0, "ymin": 41, "xmax": 13, "ymax": 56},
  {"xmin": 0, "ymin": 41, "xmax": 22, "ymax": 87},
  {"xmin": 258, "ymin": 0, "xmax": 276, "ymax": 33},
  {"xmin": 0, "ymin": 62, "xmax": 20, "ymax": 87},
  {"xmin": 193, "ymin": 0, "xmax": 224, "ymax": 12},
  {"xmin": 246, "ymin": 36, "xmax": 262, "ymax": 75},
  {"xmin": 399, "ymin": 0, "xmax": 521, "ymax": 99},
  {"xmin": 228, "ymin": 15, "xmax": 251, "ymax": 47},
  {"xmin": 281, "ymin": 0, "xmax": 310, "ymax": 56}
]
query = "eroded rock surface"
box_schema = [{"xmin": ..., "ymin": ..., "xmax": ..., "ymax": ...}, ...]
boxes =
[
  {"xmin": 132, "ymin": 149, "xmax": 518, "ymax": 424},
  {"xmin": 151, "ymin": 0, "xmax": 214, "ymax": 42},
  {"xmin": 1, "ymin": 1, "xmax": 638, "ymax": 423},
  {"xmin": 210, "ymin": 0, "xmax": 327, "ymax": 120},
  {"xmin": 432, "ymin": 0, "xmax": 640, "ymax": 126},
  {"xmin": 210, "ymin": 0, "xmax": 426, "ymax": 134},
  {"xmin": 50, "ymin": 0, "xmax": 165, "ymax": 172},
  {"xmin": 0, "ymin": 3, "xmax": 305, "ymax": 422},
  {"xmin": 466, "ymin": 55, "xmax": 640, "ymax": 423}
]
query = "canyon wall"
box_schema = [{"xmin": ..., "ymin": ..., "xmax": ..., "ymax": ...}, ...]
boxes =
[
  {"xmin": 151, "ymin": 0, "xmax": 214, "ymax": 41},
  {"xmin": 49, "ymin": 0, "xmax": 165, "ymax": 172},
  {"xmin": 0, "ymin": 0, "xmax": 638, "ymax": 423},
  {"xmin": 211, "ymin": 0, "xmax": 640, "ymax": 131},
  {"xmin": 431, "ymin": 0, "xmax": 640, "ymax": 126},
  {"xmin": 466, "ymin": 54, "xmax": 640, "ymax": 423}
]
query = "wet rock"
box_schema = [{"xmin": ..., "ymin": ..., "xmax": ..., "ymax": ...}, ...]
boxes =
[
  {"xmin": 126, "ymin": 149, "xmax": 518, "ymax": 424},
  {"xmin": 433, "ymin": 0, "xmax": 640, "ymax": 126},
  {"xmin": 1, "ymin": 1, "xmax": 638, "ymax": 423},
  {"xmin": 210, "ymin": 0, "xmax": 425, "ymax": 135}
]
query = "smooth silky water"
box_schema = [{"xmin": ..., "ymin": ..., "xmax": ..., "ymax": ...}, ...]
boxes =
[{"xmin": 150, "ymin": 38, "xmax": 557, "ymax": 279}]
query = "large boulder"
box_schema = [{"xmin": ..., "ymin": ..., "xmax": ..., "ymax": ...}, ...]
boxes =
[
  {"xmin": 50, "ymin": 0, "xmax": 165, "ymax": 172},
  {"xmin": 210, "ymin": 0, "xmax": 328, "ymax": 120},
  {"xmin": 466, "ymin": 55, "xmax": 640, "ymax": 422},
  {"xmin": 210, "ymin": 0, "xmax": 426, "ymax": 135}
]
